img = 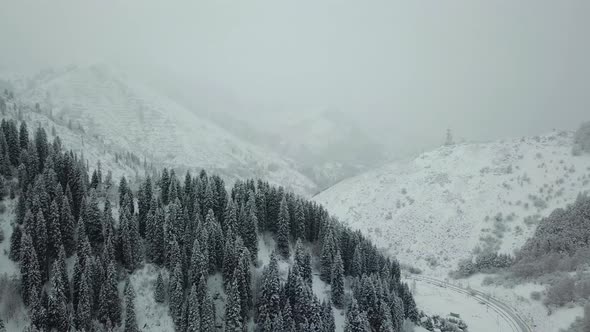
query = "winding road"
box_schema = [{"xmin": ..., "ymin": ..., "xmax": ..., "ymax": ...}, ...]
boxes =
[{"xmin": 406, "ymin": 275, "xmax": 534, "ymax": 332}]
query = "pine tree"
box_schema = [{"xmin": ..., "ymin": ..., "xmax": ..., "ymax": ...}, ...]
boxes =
[
  {"xmin": 154, "ymin": 272, "xmax": 166, "ymax": 303},
  {"xmin": 60, "ymin": 197, "xmax": 75, "ymax": 256},
  {"xmin": 47, "ymin": 199, "xmax": 63, "ymax": 261},
  {"xmin": 98, "ymin": 261, "xmax": 121, "ymax": 325},
  {"xmin": 169, "ymin": 263, "xmax": 185, "ymax": 324},
  {"xmin": 331, "ymin": 250, "xmax": 345, "ymax": 308},
  {"xmin": 84, "ymin": 190, "xmax": 103, "ymax": 247},
  {"xmin": 399, "ymin": 283, "xmax": 419, "ymax": 322},
  {"xmin": 20, "ymin": 230, "xmax": 41, "ymax": 306},
  {"xmin": 276, "ymin": 197, "xmax": 290, "ymax": 259},
  {"xmin": 282, "ymin": 301, "xmax": 296, "ymax": 332},
  {"xmin": 9, "ymin": 224, "xmax": 22, "ymax": 261},
  {"xmin": 377, "ymin": 300, "xmax": 394, "ymax": 332},
  {"xmin": 188, "ymin": 238, "xmax": 208, "ymax": 286},
  {"xmin": 28, "ymin": 287, "xmax": 46, "ymax": 330},
  {"xmin": 243, "ymin": 201, "xmax": 259, "ymax": 261},
  {"xmin": 258, "ymin": 253, "xmax": 281, "ymax": 324},
  {"xmin": 56, "ymin": 246, "xmax": 70, "ymax": 301},
  {"xmin": 47, "ymin": 261, "xmax": 69, "ymax": 331},
  {"xmin": 19, "ymin": 121, "xmax": 29, "ymax": 150},
  {"xmin": 224, "ymin": 275, "xmax": 242, "ymax": 332},
  {"xmin": 351, "ymin": 245, "xmax": 364, "ymax": 277},
  {"xmin": 186, "ymin": 285, "xmax": 200, "ymax": 332},
  {"xmin": 200, "ymin": 291, "xmax": 216, "ymax": 332},
  {"xmin": 124, "ymin": 283, "xmax": 139, "ymax": 332},
  {"xmin": 0, "ymin": 316, "xmax": 5, "ymax": 332},
  {"xmin": 321, "ymin": 300, "xmax": 335, "ymax": 332},
  {"xmin": 76, "ymin": 271, "xmax": 92, "ymax": 331},
  {"xmin": 222, "ymin": 235, "xmax": 237, "ymax": 289},
  {"xmin": 320, "ymin": 229, "xmax": 336, "ymax": 282},
  {"xmin": 344, "ymin": 298, "xmax": 370, "ymax": 332}
]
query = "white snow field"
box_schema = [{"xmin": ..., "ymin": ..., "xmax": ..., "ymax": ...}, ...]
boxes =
[
  {"xmin": 14, "ymin": 64, "xmax": 317, "ymax": 195},
  {"xmin": 315, "ymin": 131, "xmax": 590, "ymax": 276},
  {"xmin": 408, "ymin": 277, "xmax": 514, "ymax": 332}
]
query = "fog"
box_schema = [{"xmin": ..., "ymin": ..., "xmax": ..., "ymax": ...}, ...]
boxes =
[{"xmin": 1, "ymin": 0, "xmax": 589, "ymax": 157}]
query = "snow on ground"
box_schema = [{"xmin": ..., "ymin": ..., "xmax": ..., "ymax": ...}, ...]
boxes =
[
  {"xmin": 129, "ymin": 264, "xmax": 175, "ymax": 332},
  {"xmin": 13, "ymin": 64, "xmax": 318, "ymax": 195},
  {"xmin": 465, "ymin": 274, "xmax": 583, "ymax": 332},
  {"xmin": 316, "ymin": 131, "xmax": 590, "ymax": 277},
  {"xmin": 409, "ymin": 277, "xmax": 513, "ymax": 332}
]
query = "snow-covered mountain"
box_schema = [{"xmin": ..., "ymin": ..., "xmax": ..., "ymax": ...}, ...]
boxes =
[
  {"xmin": 12, "ymin": 64, "xmax": 317, "ymax": 194},
  {"xmin": 315, "ymin": 131, "xmax": 590, "ymax": 276}
]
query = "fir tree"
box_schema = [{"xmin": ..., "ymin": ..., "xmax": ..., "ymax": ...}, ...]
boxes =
[
  {"xmin": 276, "ymin": 197, "xmax": 290, "ymax": 259},
  {"xmin": 321, "ymin": 300, "xmax": 335, "ymax": 332},
  {"xmin": 84, "ymin": 190, "xmax": 103, "ymax": 247},
  {"xmin": 344, "ymin": 298, "xmax": 370, "ymax": 332},
  {"xmin": 320, "ymin": 229, "xmax": 336, "ymax": 282},
  {"xmin": 186, "ymin": 285, "xmax": 200, "ymax": 332},
  {"xmin": 258, "ymin": 253, "xmax": 281, "ymax": 324},
  {"xmin": 224, "ymin": 275, "xmax": 242, "ymax": 332},
  {"xmin": 124, "ymin": 283, "xmax": 139, "ymax": 332},
  {"xmin": 20, "ymin": 230, "xmax": 41, "ymax": 306},
  {"xmin": 60, "ymin": 198, "xmax": 75, "ymax": 256},
  {"xmin": 200, "ymin": 291, "xmax": 216, "ymax": 332},
  {"xmin": 169, "ymin": 263, "xmax": 185, "ymax": 325},
  {"xmin": 98, "ymin": 262, "xmax": 121, "ymax": 325},
  {"xmin": 331, "ymin": 250, "xmax": 345, "ymax": 308},
  {"xmin": 222, "ymin": 235, "xmax": 237, "ymax": 289},
  {"xmin": 75, "ymin": 271, "xmax": 92, "ymax": 331},
  {"xmin": 47, "ymin": 261, "xmax": 69, "ymax": 331},
  {"xmin": 9, "ymin": 224, "xmax": 22, "ymax": 261},
  {"xmin": 154, "ymin": 272, "xmax": 166, "ymax": 303},
  {"xmin": 47, "ymin": 199, "xmax": 63, "ymax": 261},
  {"xmin": 29, "ymin": 287, "xmax": 46, "ymax": 330}
]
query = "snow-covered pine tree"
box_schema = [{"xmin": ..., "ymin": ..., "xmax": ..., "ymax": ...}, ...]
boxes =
[
  {"xmin": 28, "ymin": 287, "xmax": 46, "ymax": 330},
  {"xmin": 186, "ymin": 285, "xmax": 200, "ymax": 332},
  {"xmin": 224, "ymin": 274, "xmax": 243, "ymax": 332},
  {"xmin": 200, "ymin": 291, "xmax": 216, "ymax": 332},
  {"xmin": 320, "ymin": 228, "xmax": 336, "ymax": 282},
  {"xmin": 169, "ymin": 263, "xmax": 185, "ymax": 325},
  {"xmin": 75, "ymin": 271, "xmax": 92, "ymax": 331},
  {"xmin": 276, "ymin": 197, "xmax": 291, "ymax": 259},
  {"xmin": 47, "ymin": 199, "xmax": 63, "ymax": 261},
  {"xmin": 124, "ymin": 283, "xmax": 139, "ymax": 332},
  {"xmin": 60, "ymin": 197, "xmax": 75, "ymax": 256},
  {"xmin": 331, "ymin": 250, "xmax": 345, "ymax": 308},
  {"xmin": 47, "ymin": 261, "xmax": 69, "ymax": 331},
  {"xmin": 98, "ymin": 261, "xmax": 121, "ymax": 325},
  {"xmin": 155, "ymin": 271, "xmax": 167, "ymax": 303},
  {"xmin": 321, "ymin": 300, "xmax": 336, "ymax": 332},
  {"xmin": 344, "ymin": 298, "xmax": 370, "ymax": 332},
  {"xmin": 257, "ymin": 253, "xmax": 281, "ymax": 324},
  {"xmin": 9, "ymin": 224, "xmax": 22, "ymax": 261},
  {"xmin": 20, "ymin": 230, "xmax": 41, "ymax": 306}
]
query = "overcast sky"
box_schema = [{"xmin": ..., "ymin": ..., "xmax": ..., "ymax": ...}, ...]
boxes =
[{"xmin": 1, "ymin": 0, "xmax": 589, "ymax": 152}]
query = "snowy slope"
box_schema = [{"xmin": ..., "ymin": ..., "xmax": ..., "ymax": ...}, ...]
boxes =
[
  {"xmin": 14, "ymin": 65, "xmax": 317, "ymax": 194},
  {"xmin": 1, "ymin": 98, "xmax": 144, "ymax": 182},
  {"xmin": 315, "ymin": 131, "xmax": 590, "ymax": 276}
]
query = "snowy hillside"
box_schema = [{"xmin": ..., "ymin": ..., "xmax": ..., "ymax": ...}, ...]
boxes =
[
  {"xmin": 315, "ymin": 131, "xmax": 590, "ymax": 276},
  {"xmin": 0, "ymin": 96, "xmax": 144, "ymax": 182},
  {"xmin": 13, "ymin": 65, "xmax": 317, "ymax": 194}
]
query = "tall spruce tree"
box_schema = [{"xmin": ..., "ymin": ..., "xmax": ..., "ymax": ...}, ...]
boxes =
[
  {"xmin": 124, "ymin": 283, "xmax": 139, "ymax": 332},
  {"xmin": 154, "ymin": 272, "xmax": 166, "ymax": 303},
  {"xmin": 331, "ymin": 250, "xmax": 345, "ymax": 308},
  {"xmin": 276, "ymin": 197, "xmax": 291, "ymax": 259},
  {"xmin": 224, "ymin": 275, "xmax": 242, "ymax": 332}
]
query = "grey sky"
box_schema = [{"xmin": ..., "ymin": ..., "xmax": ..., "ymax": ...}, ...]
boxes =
[{"xmin": 1, "ymin": 0, "xmax": 589, "ymax": 153}]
